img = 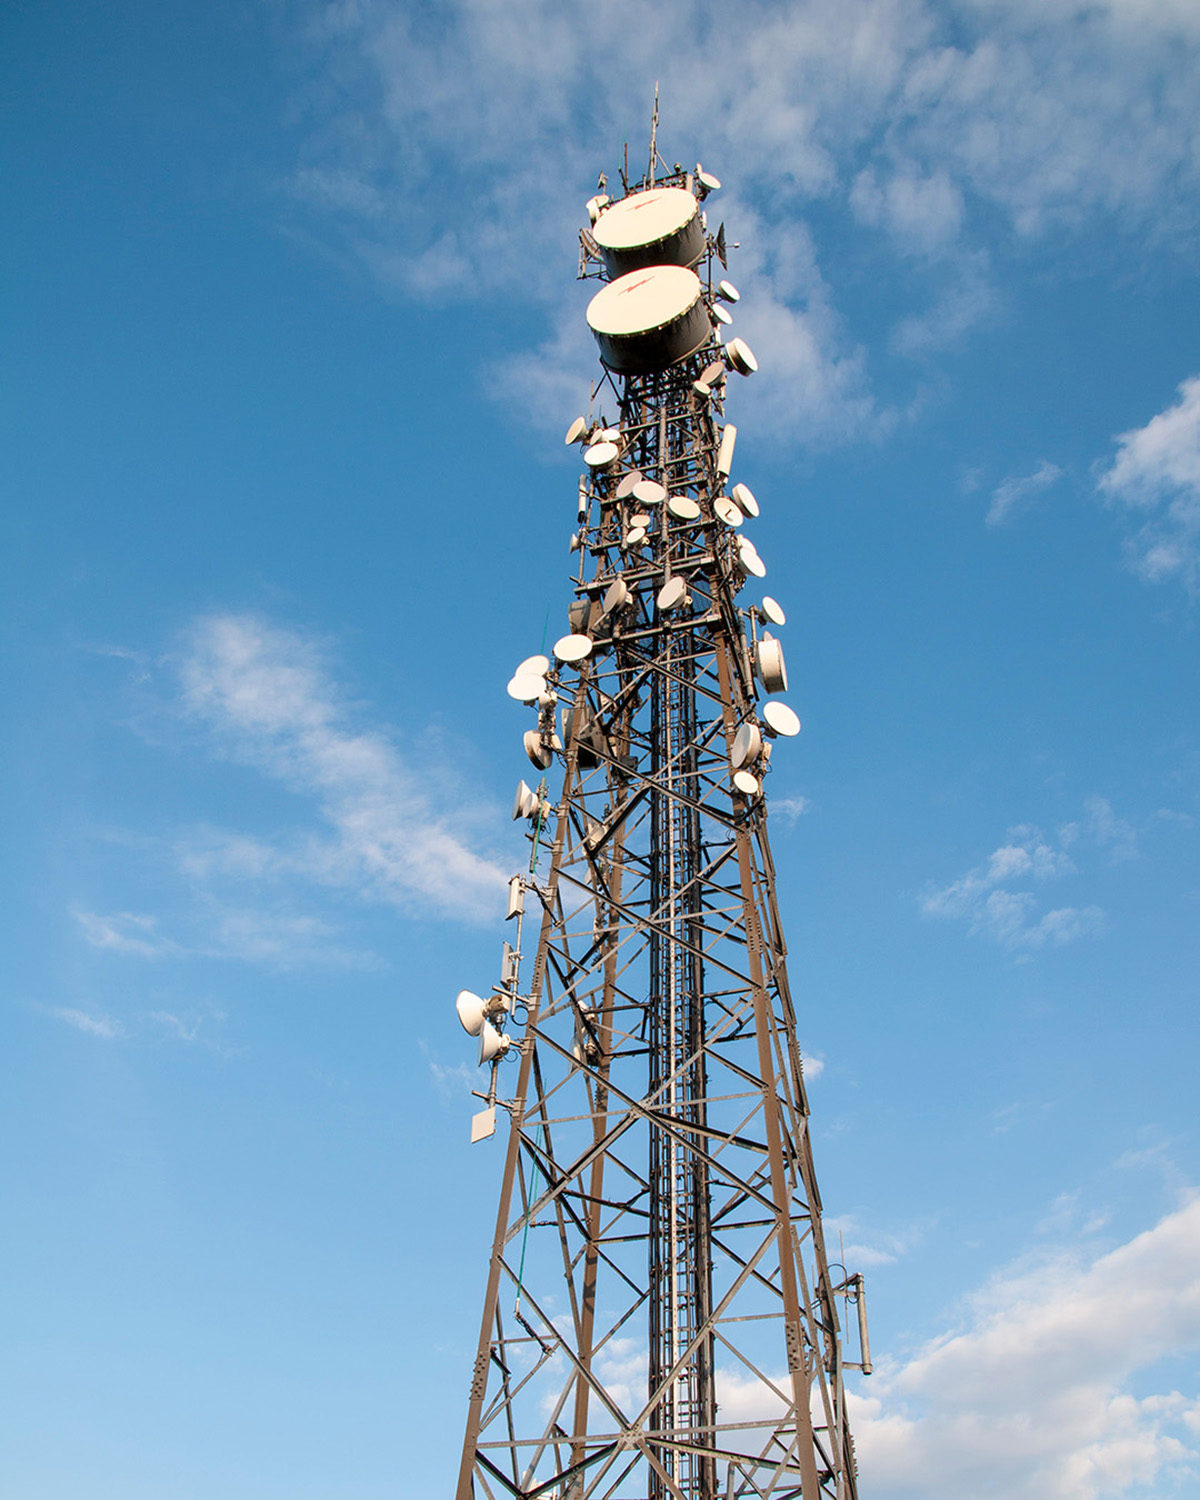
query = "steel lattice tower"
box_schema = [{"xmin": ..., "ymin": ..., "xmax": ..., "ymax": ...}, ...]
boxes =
[{"xmin": 454, "ymin": 130, "xmax": 869, "ymax": 1500}]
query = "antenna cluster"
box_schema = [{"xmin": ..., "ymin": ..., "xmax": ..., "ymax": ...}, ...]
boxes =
[{"xmin": 452, "ymin": 119, "xmax": 867, "ymax": 1500}]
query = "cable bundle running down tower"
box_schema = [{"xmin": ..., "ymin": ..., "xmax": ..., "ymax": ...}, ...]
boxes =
[{"xmin": 454, "ymin": 132, "xmax": 870, "ymax": 1500}]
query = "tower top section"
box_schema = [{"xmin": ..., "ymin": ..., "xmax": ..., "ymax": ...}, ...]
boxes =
[{"xmin": 579, "ymin": 124, "xmax": 734, "ymax": 379}]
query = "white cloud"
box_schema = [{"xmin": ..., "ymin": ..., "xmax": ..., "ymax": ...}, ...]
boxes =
[
  {"xmin": 1082, "ymin": 794, "xmax": 1140, "ymax": 863},
  {"xmin": 889, "ymin": 252, "xmax": 997, "ymax": 356},
  {"xmin": 824, "ymin": 1211, "xmax": 917, "ymax": 1269},
  {"xmin": 851, "ymin": 163, "xmax": 965, "ymax": 253},
  {"xmin": 147, "ymin": 1009, "xmax": 201, "ymax": 1043},
  {"xmin": 202, "ymin": 905, "xmax": 378, "ymax": 968},
  {"xmin": 76, "ymin": 614, "xmax": 511, "ymax": 971},
  {"xmin": 713, "ymin": 1194, "xmax": 1200, "ymax": 1499},
  {"xmin": 49, "ymin": 1006, "xmax": 123, "ymax": 1039},
  {"xmin": 986, "ymin": 458, "xmax": 1063, "ymax": 526},
  {"xmin": 282, "ymin": 0, "xmax": 1200, "ymax": 442},
  {"xmin": 1097, "ymin": 375, "xmax": 1200, "ymax": 588},
  {"xmin": 426, "ymin": 1056, "xmax": 476, "ymax": 1100},
  {"xmin": 74, "ymin": 908, "xmax": 176, "ymax": 958},
  {"xmin": 920, "ymin": 819, "xmax": 1104, "ymax": 951},
  {"xmin": 177, "ymin": 614, "xmax": 508, "ymax": 923},
  {"xmin": 850, "ymin": 1193, "xmax": 1200, "ymax": 1500},
  {"xmin": 774, "ymin": 794, "xmax": 812, "ymax": 826}
]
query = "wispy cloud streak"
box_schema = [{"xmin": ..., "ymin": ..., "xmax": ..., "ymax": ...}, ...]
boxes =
[
  {"xmin": 178, "ymin": 614, "xmax": 508, "ymax": 923},
  {"xmin": 986, "ymin": 459, "xmax": 1063, "ymax": 526}
]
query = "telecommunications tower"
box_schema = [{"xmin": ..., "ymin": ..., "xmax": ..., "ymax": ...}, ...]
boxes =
[{"xmin": 452, "ymin": 122, "xmax": 871, "ymax": 1500}]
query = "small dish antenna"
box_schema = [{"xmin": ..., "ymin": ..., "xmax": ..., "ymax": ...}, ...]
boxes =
[
  {"xmin": 732, "ymin": 769, "xmax": 760, "ymax": 796},
  {"xmin": 717, "ymin": 280, "xmax": 740, "ymax": 302},
  {"xmin": 757, "ymin": 636, "xmax": 788, "ymax": 693},
  {"xmin": 714, "ymin": 497, "xmax": 743, "ymax": 528},
  {"xmin": 616, "ymin": 470, "xmax": 643, "ymax": 499},
  {"xmin": 732, "ymin": 722, "xmax": 763, "ymax": 769},
  {"xmin": 565, "ymin": 416, "xmax": 588, "ymax": 445},
  {"xmin": 478, "ymin": 1020, "xmax": 511, "ymax": 1066},
  {"xmin": 762, "ymin": 701, "xmax": 801, "ymax": 737},
  {"xmin": 737, "ymin": 536, "xmax": 766, "ymax": 578},
  {"xmin": 696, "ymin": 166, "xmax": 722, "ymax": 194},
  {"xmin": 668, "ymin": 495, "xmax": 701, "ymax": 521},
  {"xmin": 455, "ymin": 989, "xmax": 489, "ymax": 1037},
  {"xmin": 761, "ymin": 595, "xmax": 786, "ymax": 626},
  {"xmin": 731, "ymin": 482, "xmax": 759, "ymax": 517},
  {"xmin": 712, "ymin": 304, "xmax": 733, "ymax": 326},
  {"xmin": 516, "ymin": 654, "xmax": 550, "ymax": 677},
  {"xmin": 603, "ymin": 578, "xmax": 629, "ymax": 615},
  {"xmin": 507, "ymin": 671, "xmax": 546, "ymax": 703},
  {"xmin": 657, "ymin": 576, "xmax": 690, "ymax": 613},
  {"xmin": 584, "ymin": 440, "xmax": 620, "ymax": 469},
  {"xmin": 625, "ymin": 525, "xmax": 648, "ymax": 547},
  {"xmin": 554, "ymin": 633, "xmax": 593, "ymax": 664},
  {"xmin": 632, "ymin": 478, "xmax": 666, "ymax": 506},
  {"xmin": 524, "ymin": 729, "xmax": 552, "ymax": 770},
  {"xmin": 512, "ymin": 780, "xmax": 540, "ymax": 821},
  {"xmin": 725, "ymin": 338, "xmax": 758, "ymax": 375}
]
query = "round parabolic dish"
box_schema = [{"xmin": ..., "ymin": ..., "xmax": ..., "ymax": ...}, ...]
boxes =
[
  {"xmin": 616, "ymin": 470, "xmax": 643, "ymax": 499},
  {"xmin": 738, "ymin": 545, "xmax": 766, "ymax": 579},
  {"xmin": 584, "ymin": 440, "xmax": 620, "ymax": 468},
  {"xmin": 726, "ymin": 337, "xmax": 758, "ymax": 375},
  {"xmin": 763, "ymin": 701, "xmax": 801, "ymax": 737},
  {"xmin": 625, "ymin": 526, "xmax": 647, "ymax": 546},
  {"xmin": 554, "ymin": 634, "xmax": 593, "ymax": 663},
  {"xmin": 732, "ymin": 723, "xmax": 762, "ymax": 769},
  {"xmin": 761, "ymin": 596, "xmax": 786, "ymax": 626},
  {"xmin": 632, "ymin": 478, "xmax": 667, "ymax": 506},
  {"xmin": 731, "ymin": 483, "xmax": 759, "ymax": 517},
  {"xmin": 668, "ymin": 495, "xmax": 702, "ymax": 521},
  {"xmin": 507, "ymin": 672, "xmax": 545, "ymax": 702},
  {"xmin": 564, "ymin": 416, "xmax": 587, "ymax": 444},
  {"xmin": 592, "ymin": 187, "xmax": 704, "ymax": 276},
  {"xmin": 657, "ymin": 576, "xmax": 689, "ymax": 612},
  {"xmin": 524, "ymin": 730, "xmax": 552, "ymax": 770},
  {"xmin": 516, "ymin": 654, "xmax": 551, "ymax": 677},
  {"xmin": 603, "ymin": 578, "xmax": 629, "ymax": 614},
  {"xmin": 714, "ymin": 497, "xmax": 743, "ymax": 528},
  {"xmin": 758, "ymin": 637, "xmax": 788, "ymax": 693},
  {"xmin": 587, "ymin": 266, "xmax": 710, "ymax": 375},
  {"xmin": 732, "ymin": 770, "xmax": 760, "ymax": 796}
]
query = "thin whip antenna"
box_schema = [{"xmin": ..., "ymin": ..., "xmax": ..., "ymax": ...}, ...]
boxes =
[{"xmin": 648, "ymin": 82, "xmax": 659, "ymax": 186}]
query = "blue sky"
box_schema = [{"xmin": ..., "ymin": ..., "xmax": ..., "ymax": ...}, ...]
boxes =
[{"xmin": 3, "ymin": 1, "xmax": 1200, "ymax": 1496}]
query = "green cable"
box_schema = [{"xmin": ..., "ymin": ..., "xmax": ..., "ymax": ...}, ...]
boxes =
[{"xmin": 513, "ymin": 1139, "xmax": 542, "ymax": 1316}]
